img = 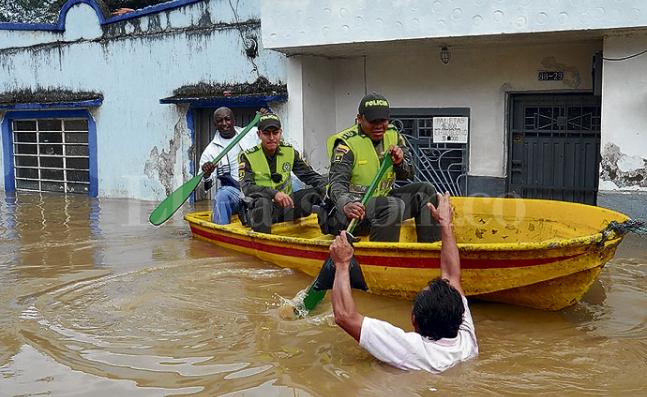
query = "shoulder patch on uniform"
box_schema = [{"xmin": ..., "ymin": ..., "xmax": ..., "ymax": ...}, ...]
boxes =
[
  {"xmin": 335, "ymin": 144, "xmax": 350, "ymax": 153},
  {"xmin": 279, "ymin": 141, "xmax": 292, "ymax": 148},
  {"xmin": 238, "ymin": 162, "xmax": 245, "ymax": 170}
]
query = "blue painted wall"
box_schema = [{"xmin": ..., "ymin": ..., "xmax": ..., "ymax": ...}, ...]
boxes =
[{"xmin": 0, "ymin": 0, "xmax": 287, "ymax": 200}]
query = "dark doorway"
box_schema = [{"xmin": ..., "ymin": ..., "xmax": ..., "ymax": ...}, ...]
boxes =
[
  {"xmin": 507, "ymin": 93, "xmax": 601, "ymax": 204},
  {"xmin": 192, "ymin": 107, "xmax": 257, "ymax": 201}
]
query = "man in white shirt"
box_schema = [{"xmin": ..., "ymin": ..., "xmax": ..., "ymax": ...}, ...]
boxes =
[
  {"xmin": 199, "ymin": 107, "xmax": 259, "ymax": 224},
  {"xmin": 330, "ymin": 192, "xmax": 478, "ymax": 373}
]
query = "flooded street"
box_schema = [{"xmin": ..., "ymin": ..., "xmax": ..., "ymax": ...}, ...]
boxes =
[{"xmin": 0, "ymin": 192, "xmax": 645, "ymax": 396}]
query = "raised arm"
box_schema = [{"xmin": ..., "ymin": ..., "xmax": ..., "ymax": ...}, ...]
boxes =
[
  {"xmin": 427, "ymin": 193, "xmax": 464, "ymax": 295},
  {"xmin": 331, "ymin": 231, "xmax": 364, "ymax": 341}
]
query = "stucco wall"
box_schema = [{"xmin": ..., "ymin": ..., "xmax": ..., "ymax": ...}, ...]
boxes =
[
  {"xmin": 301, "ymin": 56, "xmax": 336, "ymax": 169},
  {"xmin": 0, "ymin": 0, "xmax": 287, "ymax": 200},
  {"xmin": 261, "ymin": 0, "xmax": 647, "ymax": 52},
  {"xmin": 296, "ymin": 40, "xmax": 600, "ymax": 177},
  {"xmin": 0, "ymin": 30, "xmax": 61, "ymax": 50},
  {"xmin": 600, "ymin": 33, "xmax": 647, "ymax": 193}
]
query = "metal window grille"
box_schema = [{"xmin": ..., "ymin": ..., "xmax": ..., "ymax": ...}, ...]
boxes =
[
  {"xmin": 11, "ymin": 118, "xmax": 90, "ymax": 194},
  {"xmin": 391, "ymin": 113, "xmax": 469, "ymax": 196}
]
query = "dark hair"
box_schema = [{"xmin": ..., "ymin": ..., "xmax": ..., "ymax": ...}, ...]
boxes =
[{"xmin": 412, "ymin": 278, "xmax": 464, "ymax": 340}]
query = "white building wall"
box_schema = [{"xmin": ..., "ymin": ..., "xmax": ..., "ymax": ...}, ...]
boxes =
[
  {"xmin": 261, "ymin": 0, "xmax": 647, "ymax": 51},
  {"xmin": 301, "ymin": 56, "xmax": 336, "ymax": 170},
  {"xmin": 0, "ymin": 30, "xmax": 61, "ymax": 50},
  {"xmin": 0, "ymin": 0, "xmax": 287, "ymax": 200},
  {"xmin": 598, "ymin": 32, "xmax": 647, "ymax": 217},
  {"xmin": 285, "ymin": 58, "xmax": 304, "ymax": 152},
  {"xmin": 62, "ymin": 3, "xmax": 103, "ymax": 41},
  {"xmin": 298, "ymin": 41, "xmax": 600, "ymax": 178}
]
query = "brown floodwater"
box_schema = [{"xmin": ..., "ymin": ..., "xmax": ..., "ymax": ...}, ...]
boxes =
[{"xmin": 0, "ymin": 192, "xmax": 645, "ymax": 396}]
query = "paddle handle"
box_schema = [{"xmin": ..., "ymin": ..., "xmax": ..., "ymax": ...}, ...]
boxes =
[
  {"xmin": 300, "ymin": 154, "xmax": 395, "ymax": 312},
  {"xmin": 346, "ymin": 155, "xmax": 394, "ymax": 235}
]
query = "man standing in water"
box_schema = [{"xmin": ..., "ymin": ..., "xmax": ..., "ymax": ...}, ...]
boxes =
[
  {"xmin": 199, "ymin": 107, "xmax": 259, "ymax": 224},
  {"xmin": 330, "ymin": 192, "xmax": 478, "ymax": 373}
]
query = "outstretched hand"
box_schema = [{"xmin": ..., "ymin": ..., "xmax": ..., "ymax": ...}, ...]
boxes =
[
  {"xmin": 330, "ymin": 231, "xmax": 354, "ymax": 270},
  {"xmin": 427, "ymin": 192, "xmax": 453, "ymax": 227}
]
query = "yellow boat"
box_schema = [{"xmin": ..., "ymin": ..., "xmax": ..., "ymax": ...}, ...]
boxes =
[{"xmin": 185, "ymin": 197, "xmax": 629, "ymax": 310}]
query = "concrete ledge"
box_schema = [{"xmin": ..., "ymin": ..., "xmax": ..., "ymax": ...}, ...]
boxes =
[
  {"xmin": 467, "ymin": 175, "xmax": 507, "ymax": 197},
  {"xmin": 597, "ymin": 190, "xmax": 647, "ymax": 219}
]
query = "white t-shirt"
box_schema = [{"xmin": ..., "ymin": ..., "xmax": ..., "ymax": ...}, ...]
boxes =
[
  {"xmin": 198, "ymin": 126, "xmax": 258, "ymax": 188},
  {"xmin": 359, "ymin": 296, "xmax": 478, "ymax": 373}
]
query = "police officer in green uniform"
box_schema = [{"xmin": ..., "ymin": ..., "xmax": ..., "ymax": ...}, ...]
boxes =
[
  {"xmin": 239, "ymin": 113, "xmax": 327, "ymax": 234},
  {"xmin": 325, "ymin": 93, "xmax": 440, "ymax": 242}
]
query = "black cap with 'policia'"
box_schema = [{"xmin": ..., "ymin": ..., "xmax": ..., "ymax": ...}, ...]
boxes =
[
  {"xmin": 358, "ymin": 93, "xmax": 390, "ymax": 122},
  {"xmin": 258, "ymin": 113, "xmax": 281, "ymax": 130}
]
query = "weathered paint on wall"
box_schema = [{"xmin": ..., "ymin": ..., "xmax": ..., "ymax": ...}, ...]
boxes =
[
  {"xmin": 0, "ymin": 0, "xmax": 287, "ymax": 200},
  {"xmin": 261, "ymin": 0, "xmax": 647, "ymax": 52},
  {"xmin": 600, "ymin": 143, "xmax": 647, "ymax": 190},
  {"xmin": 600, "ymin": 33, "xmax": 647, "ymax": 194},
  {"xmin": 143, "ymin": 109, "xmax": 190, "ymax": 197},
  {"xmin": 289, "ymin": 41, "xmax": 600, "ymax": 176}
]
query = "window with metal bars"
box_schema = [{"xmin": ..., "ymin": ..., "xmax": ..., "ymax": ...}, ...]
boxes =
[
  {"xmin": 11, "ymin": 118, "xmax": 90, "ymax": 194},
  {"xmin": 391, "ymin": 108, "xmax": 469, "ymax": 196}
]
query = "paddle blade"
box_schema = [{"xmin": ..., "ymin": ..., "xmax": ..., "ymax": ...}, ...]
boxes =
[
  {"xmin": 149, "ymin": 173, "xmax": 203, "ymax": 225},
  {"xmin": 303, "ymin": 288, "xmax": 326, "ymax": 312},
  {"xmin": 302, "ymin": 256, "xmax": 368, "ymax": 311},
  {"xmin": 310, "ymin": 257, "xmax": 336, "ymax": 291}
]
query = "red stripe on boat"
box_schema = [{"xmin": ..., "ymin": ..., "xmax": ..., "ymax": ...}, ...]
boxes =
[{"xmin": 190, "ymin": 226, "xmax": 583, "ymax": 269}]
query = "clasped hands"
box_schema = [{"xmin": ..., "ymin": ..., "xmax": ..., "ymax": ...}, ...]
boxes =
[
  {"xmin": 342, "ymin": 145, "xmax": 403, "ymax": 220},
  {"xmin": 274, "ymin": 191, "xmax": 294, "ymax": 208}
]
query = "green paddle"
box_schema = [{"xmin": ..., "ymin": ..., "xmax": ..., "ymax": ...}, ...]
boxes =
[
  {"xmin": 300, "ymin": 154, "xmax": 395, "ymax": 312},
  {"xmin": 149, "ymin": 112, "xmax": 261, "ymax": 226}
]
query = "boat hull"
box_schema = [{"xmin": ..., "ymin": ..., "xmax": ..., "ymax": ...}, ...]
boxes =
[{"xmin": 186, "ymin": 197, "xmax": 627, "ymax": 310}]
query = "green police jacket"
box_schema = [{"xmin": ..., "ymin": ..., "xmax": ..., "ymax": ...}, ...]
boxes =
[
  {"xmin": 240, "ymin": 143, "xmax": 295, "ymax": 194},
  {"xmin": 326, "ymin": 124, "xmax": 399, "ymax": 197}
]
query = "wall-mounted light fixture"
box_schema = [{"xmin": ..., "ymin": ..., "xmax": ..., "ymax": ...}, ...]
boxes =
[{"xmin": 440, "ymin": 46, "xmax": 450, "ymax": 64}]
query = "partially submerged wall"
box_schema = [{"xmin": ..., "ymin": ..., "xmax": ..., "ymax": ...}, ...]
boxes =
[
  {"xmin": 600, "ymin": 33, "xmax": 647, "ymax": 218},
  {"xmin": 0, "ymin": 0, "xmax": 287, "ymax": 200}
]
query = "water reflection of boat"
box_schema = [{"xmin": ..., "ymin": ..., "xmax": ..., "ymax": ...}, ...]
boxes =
[{"xmin": 185, "ymin": 197, "xmax": 629, "ymax": 311}]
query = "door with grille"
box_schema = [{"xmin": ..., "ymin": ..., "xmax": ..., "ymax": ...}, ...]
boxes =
[
  {"xmin": 508, "ymin": 94, "xmax": 601, "ymax": 204},
  {"xmin": 391, "ymin": 108, "xmax": 469, "ymax": 196}
]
